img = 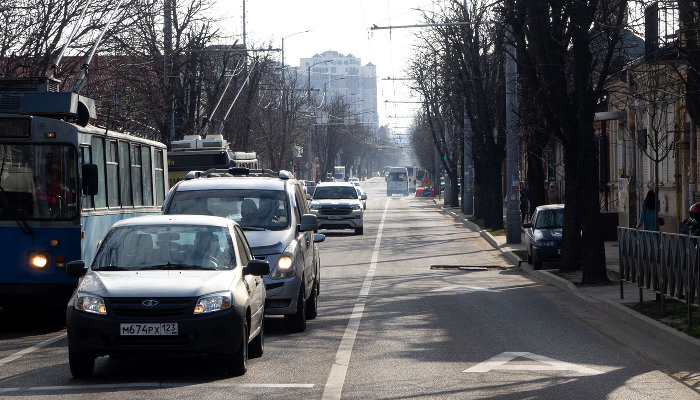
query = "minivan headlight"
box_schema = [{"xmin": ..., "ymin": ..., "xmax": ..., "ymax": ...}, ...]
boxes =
[
  {"xmin": 350, "ymin": 204, "xmax": 361, "ymax": 210},
  {"xmin": 75, "ymin": 294, "xmax": 107, "ymax": 315},
  {"xmin": 194, "ymin": 293, "xmax": 232, "ymax": 314},
  {"xmin": 270, "ymin": 255, "xmax": 295, "ymax": 279}
]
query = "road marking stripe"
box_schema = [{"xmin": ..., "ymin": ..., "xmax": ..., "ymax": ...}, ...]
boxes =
[
  {"xmin": 0, "ymin": 383, "xmax": 314, "ymax": 393},
  {"xmin": 463, "ymin": 352, "xmax": 603, "ymax": 375},
  {"xmin": 0, "ymin": 333, "xmax": 66, "ymax": 367},
  {"xmin": 322, "ymin": 199, "xmax": 390, "ymax": 400}
]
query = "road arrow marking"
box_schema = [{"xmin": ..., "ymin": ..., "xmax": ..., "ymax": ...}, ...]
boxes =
[
  {"xmin": 431, "ymin": 286, "xmax": 498, "ymax": 293},
  {"xmin": 463, "ymin": 352, "xmax": 603, "ymax": 375}
]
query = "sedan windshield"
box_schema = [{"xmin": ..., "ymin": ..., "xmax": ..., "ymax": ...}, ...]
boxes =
[
  {"xmin": 312, "ymin": 186, "xmax": 358, "ymax": 200},
  {"xmin": 534, "ymin": 209, "xmax": 564, "ymax": 229},
  {"xmin": 92, "ymin": 224, "xmax": 235, "ymax": 271},
  {"xmin": 168, "ymin": 189, "xmax": 290, "ymax": 231}
]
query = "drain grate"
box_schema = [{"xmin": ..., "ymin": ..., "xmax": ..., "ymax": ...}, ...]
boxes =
[{"xmin": 430, "ymin": 265, "xmax": 499, "ymax": 271}]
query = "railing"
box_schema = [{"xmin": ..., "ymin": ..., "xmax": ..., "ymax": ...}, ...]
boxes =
[{"xmin": 618, "ymin": 227, "xmax": 700, "ymax": 325}]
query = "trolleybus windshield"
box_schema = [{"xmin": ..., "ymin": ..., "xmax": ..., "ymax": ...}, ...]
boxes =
[{"xmin": 0, "ymin": 144, "xmax": 77, "ymax": 220}]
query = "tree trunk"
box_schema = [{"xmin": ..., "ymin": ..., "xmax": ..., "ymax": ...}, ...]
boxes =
[{"xmin": 482, "ymin": 156, "xmax": 504, "ymax": 229}]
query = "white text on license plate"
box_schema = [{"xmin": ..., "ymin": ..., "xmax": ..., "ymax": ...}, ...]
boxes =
[
  {"xmin": 120, "ymin": 323, "xmax": 178, "ymax": 336},
  {"xmin": 327, "ymin": 215, "xmax": 343, "ymax": 220}
]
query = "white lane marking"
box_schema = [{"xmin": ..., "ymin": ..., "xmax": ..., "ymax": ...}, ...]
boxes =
[
  {"xmin": 0, "ymin": 383, "xmax": 314, "ymax": 393},
  {"xmin": 463, "ymin": 352, "xmax": 603, "ymax": 375},
  {"xmin": 431, "ymin": 286, "xmax": 498, "ymax": 293},
  {"xmin": 0, "ymin": 333, "xmax": 66, "ymax": 367},
  {"xmin": 322, "ymin": 199, "xmax": 391, "ymax": 400}
]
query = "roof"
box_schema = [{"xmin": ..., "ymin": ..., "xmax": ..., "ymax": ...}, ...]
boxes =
[
  {"xmin": 112, "ymin": 214, "xmax": 233, "ymax": 228},
  {"xmin": 316, "ymin": 181, "xmax": 355, "ymax": 188},
  {"xmin": 173, "ymin": 176, "xmax": 288, "ymax": 192},
  {"xmin": 535, "ymin": 204, "xmax": 565, "ymax": 211}
]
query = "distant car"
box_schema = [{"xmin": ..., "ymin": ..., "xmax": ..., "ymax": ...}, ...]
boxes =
[
  {"xmin": 65, "ymin": 215, "xmax": 270, "ymax": 378},
  {"xmin": 305, "ymin": 180, "xmax": 317, "ymax": 194},
  {"xmin": 348, "ymin": 177, "xmax": 360, "ymax": 184},
  {"xmin": 523, "ymin": 204, "xmax": 564, "ymax": 269},
  {"xmin": 163, "ymin": 170, "xmax": 324, "ymax": 333},
  {"xmin": 309, "ymin": 182, "xmax": 366, "ymax": 234}
]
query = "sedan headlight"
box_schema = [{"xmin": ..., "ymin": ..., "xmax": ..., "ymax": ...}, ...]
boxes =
[
  {"xmin": 350, "ymin": 204, "xmax": 361, "ymax": 210},
  {"xmin": 194, "ymin": 293, "xmax": 232, "ymax": 314},
  {"xmin": 309, "ymin": 204, "xmax": 319, "ymax": 210},
  {"xmin": 270, "ymin": 254, "xmax": 295, "ymax": 279},
  {"xmin": 75, "ymin": 294, "xmax": 107, "ymax": 315}
]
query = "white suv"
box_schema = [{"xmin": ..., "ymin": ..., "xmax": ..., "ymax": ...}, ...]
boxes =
[{"xmin": 309, "ymin": 182, "xmax": 366, "ymax": 235}]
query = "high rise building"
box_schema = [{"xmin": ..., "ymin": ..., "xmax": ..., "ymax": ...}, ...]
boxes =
[{"xmin": 297, "ymin": 50, "xmax": 378, "ymax": 127}]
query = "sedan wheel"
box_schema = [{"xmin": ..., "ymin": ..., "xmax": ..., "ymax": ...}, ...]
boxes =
[
  {"xmin": 227, "ymin": 320, "xmax": 248, "ymax": 376},
  {"xmin": 69, "ymin": 350, "xmax": 95, "ymax": 378}
]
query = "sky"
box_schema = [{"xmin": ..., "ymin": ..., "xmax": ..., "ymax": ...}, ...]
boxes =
[{"xmin": 215, "ymin": 0, "xmax": 436, "ymax": 137}]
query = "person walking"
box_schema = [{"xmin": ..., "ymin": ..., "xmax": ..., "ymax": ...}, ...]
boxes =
[
  {"xmin": 519, "ymin": 181, "xmax": 529, "ymax": 223},
  {"xmin": 636, "ymin": 189, "xmax": 657, "ymax": 230}
]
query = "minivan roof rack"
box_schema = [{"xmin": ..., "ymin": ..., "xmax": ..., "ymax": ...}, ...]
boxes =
[{"xmin": 184, "ymin": 168, "xmax": 294, "ymax": 180}]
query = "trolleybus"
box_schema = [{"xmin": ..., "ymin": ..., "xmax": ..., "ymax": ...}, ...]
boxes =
[{"xmin": 0, "ymin": 77, "xmax": 168, "ymax": 309}]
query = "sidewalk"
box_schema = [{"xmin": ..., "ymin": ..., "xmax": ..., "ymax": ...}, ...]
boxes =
[{"xmin": 433, "ymin": 201, "xmax": 700, "ymax": 359}]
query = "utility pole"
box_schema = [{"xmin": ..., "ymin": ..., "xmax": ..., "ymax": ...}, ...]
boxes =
[
  {"xmin": 163, "ymin": 0, "xmax": 173, "ymax": 146},
  {"xmin": 242, "ymin": 0, "xmax": 247, "ymax": 50},
  {"xmin": 463, "ymin": 105, "xmax": 473, "ymax": 214}
]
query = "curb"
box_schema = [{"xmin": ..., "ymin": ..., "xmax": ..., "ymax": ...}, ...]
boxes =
[{"xmin": 431, "ymin": 198, "xmax": 700, "ymax": 358}]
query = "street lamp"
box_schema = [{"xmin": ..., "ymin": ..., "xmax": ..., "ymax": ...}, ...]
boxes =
[{"xmin": 281, "ymin": 30, "xmax": 312, "ymax": 83}]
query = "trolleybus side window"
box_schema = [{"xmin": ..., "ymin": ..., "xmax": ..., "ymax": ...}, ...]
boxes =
[
  {"xmin": 131, "ymin": 144, "xmax": 143, "ymax": 206},
  {"xmin": 106, "ymin": 140, "xmax": 118, "ymax": 207},
  {"xmin": 90, "ymin": 137, "xmax": 107, "ymax": 208},
  {"xmin": 142, "ymin": 147, "xmax": 153, "ymax": 206},
  {"xmin": 118, "ymin": 141, "xmax": 132, "ymax": 207},
  {"xmin": 154, "ymin": 149, "xmax": 165, "ymax": 206},
  {"xmin": 80, "ymin": 146, "xmax": 93, "ymax": 209}
]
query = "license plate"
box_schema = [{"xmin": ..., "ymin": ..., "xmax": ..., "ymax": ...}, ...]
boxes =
[
  {"xmin": 327, "ymin": 215, "xmax": 343, "ymax": 220},
  {"xmin": 120, "ymin": 323, "xmax": 178, "ymax": 336}
]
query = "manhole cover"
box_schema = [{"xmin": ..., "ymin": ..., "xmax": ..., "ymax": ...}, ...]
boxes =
[{"xmin": 430, "ymin": 265, "xmax": 498, "ymax": 271}]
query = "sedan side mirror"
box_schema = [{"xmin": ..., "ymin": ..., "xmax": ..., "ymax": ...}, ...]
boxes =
[
  {"xmin": 243, "ymin": 259, "xmax": 270, "ymax": 276},
  {"xmin": 66, "ymin": 260, "xmax": 88, "ymax": 277},
  {"xmin": 306, "ymin": 193, "xmax": 312, "ymax": 201},
  {"xmin": 361, "ymin": 194, "xmax": 367, "ymax": 200},
  {"xmin": 522, "ymin": 223, "xmax": 533, "ymax": 228},
  {"xmin": 299, "ymin": 214, "xmax": 318, "ymax": 232},
  {"xmin": 313, "ymin": 233, "xmax": 326, "ymax": 243}
]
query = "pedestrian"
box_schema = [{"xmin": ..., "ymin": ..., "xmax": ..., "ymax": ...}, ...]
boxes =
[
  {"xmin": 519, "ymin": 181, "xmax": 529, "ymax": 223},
  {"xmin": 547, "ymin": 182, "xmax": 560, "ymax": 204},
  {"xmin": 636, "ymin": 189, "xmax": 657, "ymax": 230}
]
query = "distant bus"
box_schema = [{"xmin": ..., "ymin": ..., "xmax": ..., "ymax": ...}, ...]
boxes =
[
  {"xmin": 0, "ymin": 77, "xmax": 168, "ymax": 308},
  {"xmin": 167, "ymin": 135, "xmax": 259, "ymax": 186},
  {"xmin": 333, "ymin": 166, "xmax": 346, "ymax": 181}
]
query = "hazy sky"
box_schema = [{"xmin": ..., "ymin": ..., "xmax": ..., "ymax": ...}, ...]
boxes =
[{"xmin": 216, "ymin": 0, "xmax": 436, "ymax": 134}]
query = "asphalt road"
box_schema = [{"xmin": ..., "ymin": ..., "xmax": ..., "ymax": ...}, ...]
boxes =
[{"xmin": 0, "ymin": 178, "xmax": 698, "ymax": 399}]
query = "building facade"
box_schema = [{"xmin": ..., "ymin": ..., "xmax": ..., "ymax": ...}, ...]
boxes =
[{"xmin": 297, "ymin": 50, "xmax": 378, "ymax": 127}]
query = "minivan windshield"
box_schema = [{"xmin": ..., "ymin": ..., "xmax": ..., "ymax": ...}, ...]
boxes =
[
  {"xmin": 312, "ymin": 186, "xmax": 358, "ymax": 200},
  {"xmin": 534, "ymin": 209, "xmax": 564, "ymax": 229},
  {"xmin": 167, "ymin": 189, "xmax": 290, "ymax": 231},
  {"xmin": 92, "ymin": 224, "xmax": 235, "ymax": 271},
  {"xmin": 388, "ymin": 172, "xmax": 406, "ymax": 181}
]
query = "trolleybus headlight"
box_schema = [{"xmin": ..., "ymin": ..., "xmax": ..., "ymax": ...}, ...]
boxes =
[
  {"xmin": 75, "ymin": 294, "xmax": 107, "ymax": 315},
  {"xmin": 29, "ymin": 253, "xmax": 49, "ymax": 269}
]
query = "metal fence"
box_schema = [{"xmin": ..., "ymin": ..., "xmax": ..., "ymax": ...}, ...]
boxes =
[{"xmin": 618, "ymin": 227, "xmax": 700, "ymax": 309}]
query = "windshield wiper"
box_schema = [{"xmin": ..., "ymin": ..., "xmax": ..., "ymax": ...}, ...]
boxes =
[
  {"xmin": 139, "ymin": 263, "xmax": 214, "ymax": 270},
  {"xmin": 96, "ymin": 265, "xmax": 129, "ymax": 271},
  {"xmin": 242, "ymin": 226, "xmax": 266, "ymax": 231}
]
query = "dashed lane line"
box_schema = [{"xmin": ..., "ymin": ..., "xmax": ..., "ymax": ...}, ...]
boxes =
[
  {"xmin": 0, "ymin": 333, "xmax": 67, "ymax": 367},
  {"xmin": 322, "ymin": 199, "xmax": 391, "ymax": 400}
]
